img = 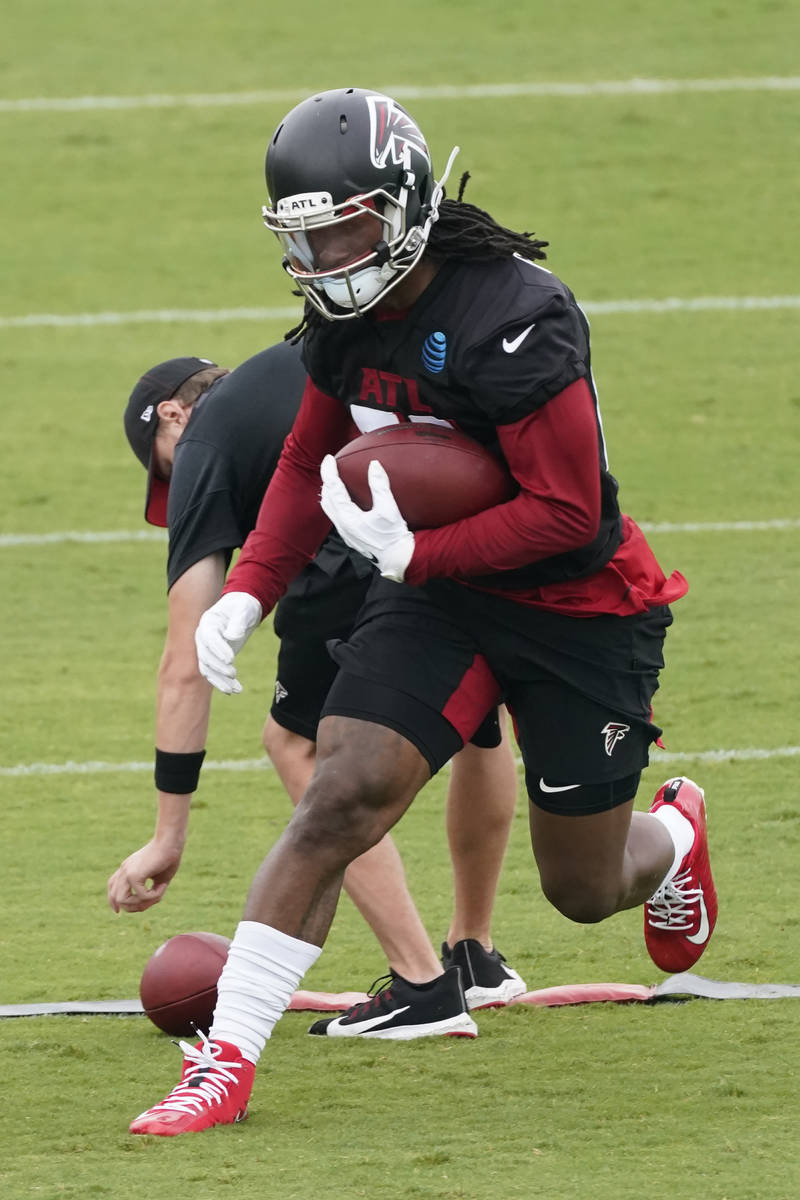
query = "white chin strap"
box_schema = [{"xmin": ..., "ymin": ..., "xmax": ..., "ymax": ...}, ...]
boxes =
[{"xmin": 321, "ymin": 263, "xmax": 398, "ymax": 311}]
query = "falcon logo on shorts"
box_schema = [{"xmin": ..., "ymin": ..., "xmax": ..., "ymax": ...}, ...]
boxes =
[
  {"xmin": 601, "ymin": 721, "xmax": 630, "ymax": 756},
  {"xmin": 274, "ymin": 680, "xmax": 288, "ymax": 703}
]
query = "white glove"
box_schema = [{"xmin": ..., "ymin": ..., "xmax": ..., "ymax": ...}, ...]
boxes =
[
  {"xmin": 320, "ymin": 455, "xmax": 415, "ymax": 583},
  {"xmin": 195, "ymin": 592, "xmax": 263, "ymax": 694}
]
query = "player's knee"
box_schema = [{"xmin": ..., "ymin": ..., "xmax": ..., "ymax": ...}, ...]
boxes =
[
  {"xmin": 540, "ymin": 875, "xmax": 619, "ymax": 924},
  {"xmin": 263, "ymin": 717, "xmax": 314, "ymax": 766},
  {"xmin": 285, "ymin": 754, "xmax": 397, "ymax": 861},
  {"xmin": 261, "ymin": 720, "xmax": 274, "ymax": 756},
  {"xmin": 533, "ymin": 773, "xmax": 641, "ymax": 923},
  {"xmin": 262, "ymin": 715, "xmax": 285, "ymax": 756}
]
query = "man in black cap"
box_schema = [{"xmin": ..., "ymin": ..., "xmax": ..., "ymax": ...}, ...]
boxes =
[
  {"xmin": 122, "ymin": 355, "xmax": 225, "ymax": 526},
  {"xmin": 108, "ymin": 339, "xmax": 526, "ymax": 1035}
]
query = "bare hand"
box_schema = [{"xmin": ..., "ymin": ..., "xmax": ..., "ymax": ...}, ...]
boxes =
[{"xmin": 107, "ymin": 839, "xmax": 183, "ymax": 913}]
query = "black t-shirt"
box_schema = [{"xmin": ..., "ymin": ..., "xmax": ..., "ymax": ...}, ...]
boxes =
[{"xmin": 166, "ymin": 340, "xmax": 357, "ymax": 590}]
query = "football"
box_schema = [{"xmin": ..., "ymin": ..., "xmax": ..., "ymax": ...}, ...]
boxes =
[
  {"xmin": 335, "ymin": 423, "xmax": 515, "ymax": 530},
  {"xmin": 139, "ymin": 930, "xmax": 231, "ymax": 1037}
]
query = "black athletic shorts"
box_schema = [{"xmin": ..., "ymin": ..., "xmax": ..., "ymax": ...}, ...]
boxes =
[
  {"xmin": 322, "ymin": 576, "xmax": 672, "ymax": 813},
  {"xmin": 270, "ymin": 560, "xmax": 502, "ymax": 750},
  {"xmin": 270, "ymin": 558, "xmax": 372, "ymax": 741}
]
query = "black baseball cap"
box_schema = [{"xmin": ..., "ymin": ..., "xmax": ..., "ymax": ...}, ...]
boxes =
[{"xmin": 124, "ymin": 356, "xmax": 217, "ymax": 526}]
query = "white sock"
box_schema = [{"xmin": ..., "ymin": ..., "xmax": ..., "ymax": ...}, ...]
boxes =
[
  {"xmin": 650, "ymin": 805, "xmax": 695, "ymax": 890},
  {"xmin": 210, "ymin": 921, "xmax": 322, "ymax": 1064}
]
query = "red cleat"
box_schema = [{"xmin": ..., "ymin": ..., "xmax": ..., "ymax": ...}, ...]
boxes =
[
  {"xmin": 644, "ymin": 777, "xmax": 718, "ymax": 973},
  {"xmin": 129, "ymin": 1032, "xmax": 255, "ymax": 1136}
]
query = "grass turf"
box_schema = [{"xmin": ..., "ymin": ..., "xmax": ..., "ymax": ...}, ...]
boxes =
[{"xmin": 1, "ymin": 0, "xmax": 799, "ymax": 1196}]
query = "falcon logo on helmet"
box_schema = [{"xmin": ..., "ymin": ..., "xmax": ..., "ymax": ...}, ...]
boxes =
[{"xmin": 366, "ymin": 95, "xmax": 431, "ymax": 171}]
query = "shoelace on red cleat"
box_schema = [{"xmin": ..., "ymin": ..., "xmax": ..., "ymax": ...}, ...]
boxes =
[
  {"xmin": 646, "ymin": 867, "xmax": 704, "ymax": 932},
  {"xmin": 143, "ymin": 1030, "xmax": 246, "ymax": 1117}
]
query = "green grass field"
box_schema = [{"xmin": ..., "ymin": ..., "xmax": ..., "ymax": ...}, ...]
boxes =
[{"xmin": 2, "ymin": 2, "xmax": 799, "ymax": 1197}]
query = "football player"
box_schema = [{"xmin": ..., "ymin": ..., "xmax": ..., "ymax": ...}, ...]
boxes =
[{"xmin": 130, "ymin": 88, "xmax": 717, "ymax": 1136}]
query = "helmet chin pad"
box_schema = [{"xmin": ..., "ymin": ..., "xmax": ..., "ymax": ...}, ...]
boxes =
[{"xmin": 320, "ymin": 264, "xmax": 398, "ymax": 311}]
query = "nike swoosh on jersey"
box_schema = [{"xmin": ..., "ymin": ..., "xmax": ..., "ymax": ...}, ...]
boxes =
[
  {"xmin": 335, "ymin": 1005, "xmax": 411, "ymax": 1033},
  {"xmin": 538, "ymin": 779, "xmax": 581, "ymax": 794},
  {"xmin": 502, "ymin": 323, "xmax": 536, "ymax": 353},
  {"xmin": 686, "ymin": 893, "xmax": 710, "ymax": 945}
]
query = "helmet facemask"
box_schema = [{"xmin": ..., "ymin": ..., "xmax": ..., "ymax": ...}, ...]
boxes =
[{"xmin": 263, "ymin": 179, "xmax": 415, "ymax": 318}]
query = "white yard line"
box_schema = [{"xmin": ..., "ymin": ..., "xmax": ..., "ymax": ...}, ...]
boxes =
[
  {"xmin": 2, "ymin": 519, "xmax": 798, "ymax": 548},
  {"xmin": 2, "ymin": 294, "xmax": 799, "ymax": 330},
  {"xmin": 2, "ymin": 745, "xmax": 799, "ymax": 777},
  {"xmin": 0, "ymin": 306, "xmax": 301, "ymax": 329},
  {"xmin": 0, "ymin": 758, "xmax": 273, "ymax": 777},
  {"xmin": 639, "ymin": 519, "xmax": 800, "ymax": 533},
  {"xmin": 0, "ymin": 530, "xmax": 167, "ymax": 547},
  {"xmin": 2, "ymin": 76, "xmax": 800, "ymax": 114}
]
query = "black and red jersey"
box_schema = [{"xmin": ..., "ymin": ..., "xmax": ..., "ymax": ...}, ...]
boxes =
[
  {"xmin": 307, "ymin": 255, "xmax": 593, "ymax": 432},
  {"xmin": 226, "ymin": 256, "xmax": 687, "ymax": 617}
]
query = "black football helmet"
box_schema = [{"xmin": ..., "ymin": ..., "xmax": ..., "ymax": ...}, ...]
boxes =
[{"xmin": 262, "ymin": 88, "xmax": 458, "ymax": 319}]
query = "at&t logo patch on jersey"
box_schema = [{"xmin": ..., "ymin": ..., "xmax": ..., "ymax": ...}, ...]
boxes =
[{"xmin": 422, "ymin": 331, "xmax": 447, "ymax": 373}]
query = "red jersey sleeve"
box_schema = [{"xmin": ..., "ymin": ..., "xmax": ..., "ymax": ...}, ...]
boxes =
[
  {"xmin": 405, "ymin": 378, "xmax": 602, "ymax": 585},
  {"xmin": 223, "ymin": 377, "xmax": 353, "ymax": 615}
]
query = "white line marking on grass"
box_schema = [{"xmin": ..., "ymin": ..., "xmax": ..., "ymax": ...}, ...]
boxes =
[
  {"xmin": 639, "ymin": 518, "xmax": 800, "ymax": 533},
  {"xmin": 2, "ymin": 519, "xmax": 798, "ymax": 549},
  {"xmin": 585, "ymin": 295, "xmax": 800, "ymax": 315},
  {"xmin": 650, "ymin": 746, "xmax": 800, "ymax": 764},
  {"xmin": 0, "ymin": 306, "xmax": 302, "ymax": 329},
  {"xmin": 2, "ymin": 745, "xmax": 799, "ymax": 778},
  {"xmin": 0, "ymin": 530, "xmax": 167, "ymax": 547},
  {"xmin": 2, "ymin": 295, "xmax": 800, "ymax": 330},
  {"xmin": 2, "ymin": 76, "xmax": 800, "ymax": 114},
  {"xmin": 0, "ymin": 758, "xmax": 273, "ymax": 777}
]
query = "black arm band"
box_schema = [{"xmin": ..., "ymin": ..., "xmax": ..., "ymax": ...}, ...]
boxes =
[{"xmin": 154, "ymin": 748, "xmax": 206, "ymax": 794}]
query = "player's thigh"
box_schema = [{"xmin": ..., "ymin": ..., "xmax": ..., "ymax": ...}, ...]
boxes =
[
  {"xmin": 527, "ymin": 797, "xmax": 639, "ymax": 922},
  {"xmin": 510, "ymin": 677, "xmax": 647, "ymax": 895},
  {"xmin": 289, "ymin": 714, "xmax": 433, "ymax": 855},
  {"xmin": 322, "ymin": 578, "xmax": 501, "ymax": 776}
]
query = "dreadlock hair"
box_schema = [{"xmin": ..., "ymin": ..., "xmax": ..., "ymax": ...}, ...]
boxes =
[
  {"xmin": 427, "ymin": 171, "xmax": 548, "ymax": 263},
  {"xmin": 284, "ymin": 171, "xmax": 548, "ymax": 343}
]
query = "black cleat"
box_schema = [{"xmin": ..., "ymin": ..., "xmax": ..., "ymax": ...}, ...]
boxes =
[
  {"xmin": 308, "ymin": 966, "xmax": 478, "ymax": 1039},
  {"xmin": 441, "ymin": 939, "xmax": 527, "ymax": 1009}
]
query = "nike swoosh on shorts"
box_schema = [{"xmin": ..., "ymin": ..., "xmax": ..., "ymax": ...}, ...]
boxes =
[{"xmin": 538, "ymin": 779, "xmax": 581, "ymax": 794}]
